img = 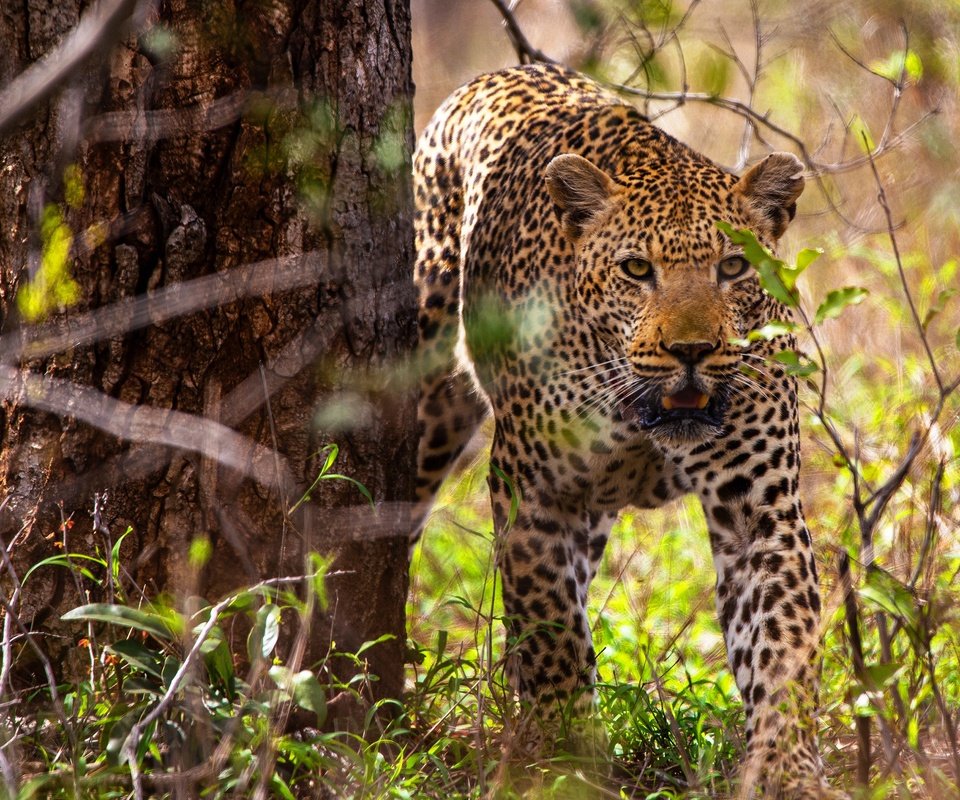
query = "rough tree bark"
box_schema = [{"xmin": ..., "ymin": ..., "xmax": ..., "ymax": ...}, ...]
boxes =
[{"xmin": 0, "ymin": 0, "xmax": 416, "ymax": 722}]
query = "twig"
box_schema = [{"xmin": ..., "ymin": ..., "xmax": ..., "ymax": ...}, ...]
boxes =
[
  {"xmin": 5, "ymin": 252, "xmax": 327, "ymax": 363},
  {"xmin": 0, "ymin": 364, "xmax": 299, "ymax": 495},
  {"xmin": 840, "ymin": 553, "xmax": 872, "ymax": 788},
  {"xmin": 486, "ymin": 0, "xmax": 554, "ymax": 65},
  {"xmin": 864, "ymin": 137, "xmax": 944, "ymax": 394}
]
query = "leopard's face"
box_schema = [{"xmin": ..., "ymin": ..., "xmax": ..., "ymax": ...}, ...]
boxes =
[{"xmin": 545, "ymin": 151, "xmax": 804, "ymax": 444}]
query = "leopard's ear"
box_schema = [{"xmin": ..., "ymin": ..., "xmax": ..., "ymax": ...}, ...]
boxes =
[
  {"xmin": 735, "ymin": 152, "xmax": 805, "ymax": 239},
  {"xmin": 545, "ymin": 154, "xmax": 619, "ymax": 241}
]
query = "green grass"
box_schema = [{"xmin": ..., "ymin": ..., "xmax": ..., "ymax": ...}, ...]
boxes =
[{"xmin": 5, "ymin": 399, "xmax": 957, "ymax": 799}]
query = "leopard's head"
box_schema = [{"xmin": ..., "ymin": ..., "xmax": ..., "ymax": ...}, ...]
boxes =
[{"xmin": 545, "ymin": 148, "xmax": 804, "ymax": 443}]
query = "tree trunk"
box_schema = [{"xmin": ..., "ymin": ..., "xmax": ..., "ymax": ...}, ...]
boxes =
[{"xmin": 0, "ymin": 0, "xmax": 416, "ymax": 724}]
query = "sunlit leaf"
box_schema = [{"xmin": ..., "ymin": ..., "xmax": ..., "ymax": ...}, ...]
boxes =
[
  {"xmin": 203, "ymin": 630, "xmax": 235, "ymax": 690},
  {"xmin": 731, "ymin": 319, "xmax": 798, "ymax": 347},
  {"xmin": 814, "ymin": 286, "xmax": 869, "ymax": 325},
  {"xmin": 717, "ymin": 222, "xmax": 805, "ymax": 306},
  {"xmin": 859, "ymin": 567, "xmax": 922, "ymax": 649},
  {"xmin": 17, "ymin": 205, "xmax": 80, "ymax": 321},
  {"xmin": 307, "ymin": 551, "xmax": 334, "ymax": 611},
  {"xmin": 922, "ymin": 288, "xmax": 957, "ymax": 330},
  {"xmin": 24, "ymin": 554, "xmax": 104, "ymax": 585},
  {"xmin": 248, "ymin": 604, "xmax": 282, "ymax": 662},
  {"xmin": 771, "ymin": 350, "xmax": 819, "ymax": 377},
  {"xmin": 269, "ymin": 666, "xmax": 328, "ymax": 727},
  {"xmin": 62, "ymin": 603, "xmax": 180, "ymax": 640},
  {"xmin": 795, "ymin": 248, "xmax": 823, "ymax": 270},
  {"xmin": 756, "ymin": 261, "xmax": 798, "ymax": 306},
  {"xmin": 863, "ymin": 662, "xmax": 903, "ymax": 688},
  {"xmin": 851, "ymin": 114, "xmax": 875, "ymax": 153},
  {"xmin": 270, "ymin": 774, "xmax": 298, "ymax": 800},
  {"xmin": 188, "ymin": 536, "xmax": 212, "ymax": 569},
  {"xmin": 870, "ymin": 49, "xmax": 923, "ymax": 82}
]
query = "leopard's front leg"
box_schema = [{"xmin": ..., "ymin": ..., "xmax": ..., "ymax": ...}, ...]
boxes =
[
  {"xmin": 686, "ymin": 401, "xmax": 836, "ymax": 797},
  {"xmin": 488, "ymin": 435, "xmax": 613, "ymax": 756}
]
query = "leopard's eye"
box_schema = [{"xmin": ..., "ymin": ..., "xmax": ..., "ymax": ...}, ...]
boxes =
[
  {"xmin": 620, "ymin": 257, "xmax": 654, "ymax": 281},
  {"xmin": 717, "ymin": 256, "xmax": 750, "ymax": 282}
]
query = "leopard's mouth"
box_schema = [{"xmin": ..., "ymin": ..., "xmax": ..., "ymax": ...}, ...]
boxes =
[{"xmin": 619, "ymin": 383, "xmax": 727, "ymax": 436}]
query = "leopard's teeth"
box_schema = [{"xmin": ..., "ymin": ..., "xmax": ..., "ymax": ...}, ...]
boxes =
[
  {"xmin": 696, "ymin": 393, "xmax": 709, "ymax": 409},
  {"xmin": 662, "ymin": 395, "xmax": 675, "ymax": 410}
]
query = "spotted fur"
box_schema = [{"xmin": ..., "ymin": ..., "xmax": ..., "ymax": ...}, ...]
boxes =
[{"xmin": 413, "ymin": 63, "xmax": 839, "ymax": 798}]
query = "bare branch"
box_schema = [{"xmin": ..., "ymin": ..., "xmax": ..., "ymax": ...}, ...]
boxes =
[
  {"xmin": 864, "ymin": 139, "xmax": 944, "ymax": 394},
  {"xmin": 0, "ymin": 365, "xmax": 299, "ymax": 496},
  {"xmin": 82, "ymin": 89, "xmax": 280, "ymax": 143},
  {"xmin": 0, "ymin": 0, "xmax": 148, "ymax": 138},
  {"xmin": 5, "ymin": 253, "xmax": 327, "ymax": 363},
  {"xmin": 486, "ymin": 0, "xmax": 554, "ymax": 65}
]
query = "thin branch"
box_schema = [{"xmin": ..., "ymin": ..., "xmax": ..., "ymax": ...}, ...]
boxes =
[
  {"xmin": 486, "ymin": 0, "xmax": 554, "ymax": 65},
  {"xmin": 840, "ymin": 553, "xmax": 871, "ymax": 788},
  {"xmin": 864, "ymin": 138, "xmax": 944, "ymax": 394},
  {"xmin": 0, "ymin": 364, "xmax": 299, "ymax": 495},
  {"xmin": 5, "ymin": 252, "xmax": 327, "ymax": 364},
  {"xmin": 81, "ymin": 89, "xmax": 277, "ymax": 143},
  {"xmin": 0, "ymin": 0, "xmax": 148, "ymax": 138}
]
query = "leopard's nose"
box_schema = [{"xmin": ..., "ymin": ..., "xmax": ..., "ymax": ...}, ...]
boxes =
[{"xmin": 660, "ymin": 339, "xmax": 718, "ymax": 364}]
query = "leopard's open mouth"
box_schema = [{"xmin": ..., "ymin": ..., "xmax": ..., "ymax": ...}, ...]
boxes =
[
  {"xmin": 619, "ymin": 383, "xmax": 727, "ymax": 436},
  {"xmin": 661, "ymin": 386, "xmax": 709, "ymax": 411}
]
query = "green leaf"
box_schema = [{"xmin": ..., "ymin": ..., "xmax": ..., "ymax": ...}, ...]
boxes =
[
  {"xmin": 772, "ymin": 350, "xmax": 820, "ymax": 377},
  {"xmin": 203, "ymin": 629, "xmax": 235, "ymax": 691},
  {"xmin": 269, "ymin": 774, "xmax": 298, "ymax": 800},
  {"xmin": 859, "ymin": 567, "xmax": 922, "ymax": 649},
  {"xmin": 737, "ymin": 319, "xmax": 798, "ymax": 345},
  {"xmin": 188, "ymin": 536, "xmax": 212, "ymax": 569},
  {"xmin": 356, "ymin": 633, "xmax": 396, "ymax": 657},
  {"xmin": 248, "ymin": 604, "xmax": 282, "ymax": 662},
  {"xmin": 490, "ymin": 463, "xmax": 522, "ymax": 530},
  {"xmin": 24, "ymin": 554, "xmax": 104, "ymax": 585},
  {"xmin": 111, "ymin": 526, "xmax": 133, "ymax": 585},
  {"xmin": 62, "ymin": 603, "xmax": 180, "ymax": 640},
  {"xmin": 106, "ymin": 708, "xmax": 146, "ymax": 766},
  {"xmin": 795, "ymin": 248, "xmax": 823, "ymax": 271},
  {"xmin": 756, "ymin": 261, "xmax": 798, "ymax": 306},
  {"xmin": 716, "ymin": 222, "xmax": 774, "ymax": 268},
  {"xmin": 290, "ymin": 670, "xmax": 327, "ymax": 725},
  {"xmin": 863, "ymin": 662, "xmax": 903, "ymax": 689},
  {"xmin": 17, "ymin": 205, "xmax": 80, "ymax": 321},
  {"xmin": 160, "ymin": 655, "xmax": 181, "ymax": 690},
  {"xmin": 905, "ymin": 50, "xmax": 924, "ymax": 80},
  {"xmin": 923, "ymin": 288, "xmax": 958, "ymax": 330},
  {"xmin": 870, "ymin": 49, "xmax": 923, "ymax": 81},
  {"xmin": 717, "ymin": 222, "xmax": 804, "ymax": 306},
  {"xmin": 269, "ymin": 666, "xmax": 328, "ymax": 727},
  {"xmin": 814, "ymin": 286, "xmax": 869, "ymax": 325},
  {"xmin": 106, "ymin": 640, "xmax": 164, "ymax": 678},
  {"xmin": 290, "ymin": 443, "xmax": 374, "ymax": 513},
  {"xmin": 307, "ymin": 551, "xmax": 333, "ymax": 611}
]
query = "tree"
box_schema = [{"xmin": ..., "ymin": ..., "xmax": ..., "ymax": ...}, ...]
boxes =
[{"xmin": 0, "ymin": 0, "xmax": 416, "ymax": 726}]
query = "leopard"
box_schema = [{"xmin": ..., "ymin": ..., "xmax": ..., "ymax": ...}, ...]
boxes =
[{"xmin": 412, "ymin": 61, "xmax": 840, "ymax": 798}]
